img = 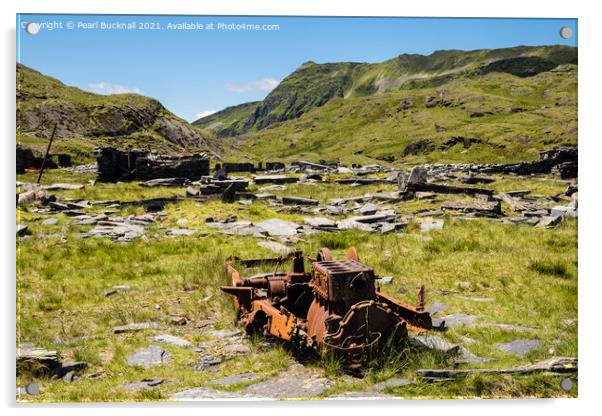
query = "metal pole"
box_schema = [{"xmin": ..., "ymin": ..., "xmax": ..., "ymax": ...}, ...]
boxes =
[{"xmin": 36, "ymin": 124, "xmax": 57, "ymax": 184}]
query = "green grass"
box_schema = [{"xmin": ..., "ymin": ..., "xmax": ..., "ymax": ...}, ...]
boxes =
[
  {"xmin": 221, "ymin": 61, "xmax": 576, "ymax": 167},
  {"xmin": 16, "ymin": 169, "xmax": 577, "ymax": 401}
]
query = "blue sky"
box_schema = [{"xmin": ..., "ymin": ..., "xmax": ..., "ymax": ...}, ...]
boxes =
[{"xmin": 17, "ymin": 15, "xmax": 577, "ymax": 122}]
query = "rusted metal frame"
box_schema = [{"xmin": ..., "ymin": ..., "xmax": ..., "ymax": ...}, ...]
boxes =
[
  {"xmin": 376, "ymin": 291, "xmax": 432, "ymax": 331},
  {"xmin": 250, "ymin": 299, "xmax": 301, "ymax": 341}
]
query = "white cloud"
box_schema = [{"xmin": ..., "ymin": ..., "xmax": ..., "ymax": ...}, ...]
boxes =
[
  {"xmin": 194, "ymin": 110, "xmax": 217, "ymax": 121},
  {"xmin": 88, "ymin": 82, "xmax": 142, "ymax": 95},
  {"xmin": 225, "ymin": 78, "xmax": 279, "ymax": 93}
]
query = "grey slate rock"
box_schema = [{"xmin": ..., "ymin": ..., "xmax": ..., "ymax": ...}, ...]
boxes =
[
  {"xmin": 337, "ymin": 218, "xmax": 375, "ymax": 232},
  {"xmin": 257, "ymin": 241, "xmax": 291, "ymax": 255},
  {"xmin": 223, "ymin": 344, "xmax": 250, "ymax": 355},
  {"xmin": 495, "ymin": 339, "xmax": 544, "ymax": 355},
  {"xmin": 206, "ymin": 372, "xmax": 258, "ymax": 386},
  {"xmin": 256, "ymin": 218, "xmax": 300, "ymax": 236},
  {"xmin": 126, "ymin": 345, "xmax": 171, "ymax": 368},
  {"xmin": 439, "ymin": 313, "xmax": 479, "ymax": 327},
  {"xmin": 427, "ymin": 302, "xmax": 449, "ymax": 316},
  {"xmin": 242, "ymin": 363, "xmax": 333, "ymax": 399},
  {"xmin": 282, "ymin": 196, "xmax": 319, "ymax": 206},
  {"xmin": 358, "ymin": 203, "xmax": 379, "ymax": 215},
  {"xmin": 303, "ymin": 217, "xmax": 335, "ymax": 228},
  {"xmin": 194, "ymin": 354, "xmax": 222, "ymax": 371},
  {"xmin": 42, "ymin": 218, "xmax": 58, "ymax": 225},
  {"xmin": 17, "ymin": 224, "xmax": 29, "ymax": 237},
  {"xmin": 153, "ymin": 334, "xmax": 192, "ymax": 347},
  {"xmin": 378, "ymin": 276, "xmax": 393, "ymax": 285},
  {"xmin": 412, "ymin": 334, "xmax": 460, "ymax": 355},
  {"xmin": 171, "ymin": 387, "xmax": 255, "ymax": 400},
  {"xmin": 123, "ymin": 378, "xmax": 164, "ymax": 392},
  {"xmin": 113, "ymin": 322, "xmax": 165, "ymax": 333},
  {"xmin": 418, "ymin": 219, "xmax": 444, "ymax": 232}
]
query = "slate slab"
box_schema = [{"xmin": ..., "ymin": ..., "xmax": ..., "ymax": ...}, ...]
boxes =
[
  {"xmin": 439, "ymin": 313, "xmax": 479, "ymax": 327},
  {"xmin": 194, "ymin": 354, "xmax": 222, "ymax": 371},
  {"xmin": 303, "ymin": 217, "xmax": 336, "ymax": 228},
  {"xmin": 170, "ymin": 387, "xmax": 257, "ymax": 400},
  {"xmin": 123, "ymin": 378, "xmax": 164, "ymax": 391},
  {"xmin": 153, "ymin": 334, "xmax": 192, "ymax": 347},
  {"xmin": 257, "ymin": 241, "xmax": 291, "ymax": 255},
  {"xmin": 113, "ymin": 322, "xmax": 165, "ymax": 333},
  {"xmin": 126, "ymin": 345, "xmax": 171, "ymax": 368},
  {"xmin": 242, "ymin": 363, "xmax": 333, "ymax": 399},
  {"xmin": 206, "ymin": 372, "xmax": 258, "ymax": 386},
  {"xmin": 223, "ymin": 344, "xmax": 250, "ymax": 355},
  {"xmin": 256, "ymin": 219, "xmax": 300, "ymax": 237},
  {"xmin": 427, "ymin": 302, "xmax": 449, "ymax": 316},
  {"xmin": 495, "ymin": 339, "xmax": 544, "ymax": 355},
  {"xmin": 418, "ymin": 219, "xmax": 444, "ymax": 232}
]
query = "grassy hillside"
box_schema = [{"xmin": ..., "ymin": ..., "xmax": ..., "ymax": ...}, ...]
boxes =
[
  {"xmin": 192, "ymin": 101, "xmax": 260, "ymax": 137},
  {"xmin": 223, "ymin": 64, "xmax": 576, "ymax": 165},
  {"xmin": 17, "ymin": 64, "xmax": 220, "ymax": 163},
  {"xmin": 198, "ymin": 45, "xmax": 576, "ymax": 142}
]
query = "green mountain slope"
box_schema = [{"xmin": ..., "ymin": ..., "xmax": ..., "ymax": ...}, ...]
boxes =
[
  {"xmin": 227, "ymin": 63, "xmax": 577, "ymax": 165},
  {"xmin": 192, "ymin": 101, "xmax": 260, "ymax": 137},
  {"xmin": 195, "ymin": 45, "xmax": 576, "ymax": 139},
  {"xmin": 17, "ymin": 64, "xmax": 220, "ymax": 163}
]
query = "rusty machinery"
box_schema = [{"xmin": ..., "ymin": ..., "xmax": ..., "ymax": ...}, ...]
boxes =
[{"xmin": 221, "ymin": 247, "xmax": 432, "ymax": 367}]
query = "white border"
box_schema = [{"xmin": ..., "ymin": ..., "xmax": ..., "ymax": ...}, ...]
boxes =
[{"xmin": 2, "ymin": 1, "xmax": 600, "ymax": 415}]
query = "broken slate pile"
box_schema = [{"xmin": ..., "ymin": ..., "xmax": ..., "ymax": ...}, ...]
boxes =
[{"xmin": 96, "ymin": 147, "xmax": 210, "ymax": 182}]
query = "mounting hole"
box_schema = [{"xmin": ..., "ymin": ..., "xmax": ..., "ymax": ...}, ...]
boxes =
[
  {"xmin": 25, "ymin": 22, "xmax": 40, "ymax": 35},
  {"xmin": 560, "ymin": 378, "xmax": 573, "ymax": 391},
  {"xmin": 560, "ymin": 27, "xmax": 573, "ymax": 39}
]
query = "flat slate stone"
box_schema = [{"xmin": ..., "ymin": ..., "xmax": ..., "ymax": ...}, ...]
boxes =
[
  {"xmin": 282, "ymin": 196, "xmax": 319, "ymax": 206},
  {"xmin": 170, "ymin": 387, "xmax": 257, "ymax": 400},
  {"xmin": 206, "ymin": 372, "xmax": 258, "ymax": 386},
  {"xmin": 242, "ymin": 363, "xmax": 333, "ymax": 399},
  {"xmin": 427, "ymin": 302, "xmax": 449, "ymax": 316},
  {"xmin": 223, "ymin": 344, "xmax": 250, "ymax": 354},
  {"xmin": 42, "ymin": 218, "xmax": 58, "ymax": 225},
  {"xmin": 370, "ymin": 377, "xmax": 413, "ymax": 391},
  {"xmin": 439, "ymin": 313, "xmax": 479, "ymax": 327},
  {"xmin": 257, "ymin": 241, "xmax": 291, "ymax": 255},
  {"xmin": 303, "ymin": 217, "xmax": 336, "ymax": 227},
  {"xmin": 418, "ymin": 219, "xmax": 444, "ymax": 232},
  {"xmin": 194, "ymin": 354, "xmax": 223, "ymax": 371},
  {"xmin": 256, "ymin": 218, "xmax": 300, "ymax": 237},
  {"xmin": 126, "ymin": 345, "xmax": 171, "ymax": 368},
  {"xmin": 337, "ymin": 218, "xmax": 375, "ymax": 232},
  {"xmin": 114, "ymin": 322, "xmax": 165, "ymax": 333},
  {"xmin": 495, "ymin": 339, "xmax": 544, "ymax": 355},
  {"xmin": 123, "ymin": 378, "xmax": 164, "ymax": 392},
  {"xmin": 378, "ymin": 276, "xmax": 393, "ymax": 285},
  {"xmin": 412, "ymin": 334, "xmax": 460, "ymax": 355},
  {"xmin": 17, "ymin": 224, "xmax": 29, "ymax": 237},
  {"xmin": 153, "ymin": 334, "xmax": 192, "ymax": 347},
  {"xmin": 358, "ymin": 203, "xmax": 379, "ymax": 215}
]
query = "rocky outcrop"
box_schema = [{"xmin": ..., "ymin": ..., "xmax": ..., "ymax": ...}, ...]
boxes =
[{"xmin": 16, "ymin": 64, "xmax": 216, "ymax": 155}]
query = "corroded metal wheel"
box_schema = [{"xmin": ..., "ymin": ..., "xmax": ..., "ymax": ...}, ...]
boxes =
[{"xmin": 317, "ymin": 247, "xmax": 333, "ymax": 262}]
